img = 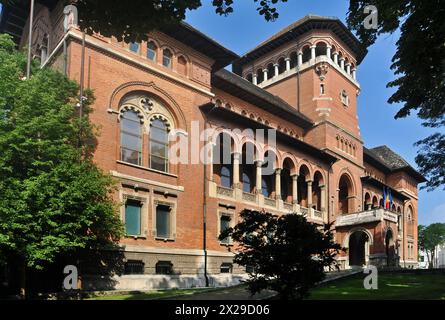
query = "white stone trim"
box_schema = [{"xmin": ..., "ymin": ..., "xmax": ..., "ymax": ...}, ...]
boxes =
[{"xmin": 111, "ymin": 170, "xmax": 184, "ymax": 192}]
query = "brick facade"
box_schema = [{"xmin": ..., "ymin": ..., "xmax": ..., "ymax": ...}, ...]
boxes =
[{"xmin": 5, "ymin": 3, "xmax": 425, "ymax": 290}]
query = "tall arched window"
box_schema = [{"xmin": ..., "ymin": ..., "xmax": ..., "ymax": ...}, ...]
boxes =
[
  {"xmin": 163, "ymin": 49, "xmax": 173, "ymax": 68},
  {"xmin": 120, "ymin": 111, "xmax": 142, "ymax": 165},
  {"xmin": 147, "ymin": 41, "xmax": 157, "ymax": 61},
  {"xmin": 220, "ymin": 165, "xmax": 232, "ymax": 189},
  {"xmin": 150, "ymin": 119, "xmax": 169, "ymax": 172},
  {"xmin": 242, "ymin": 172, "xmax": 252, "ymax": 193}
]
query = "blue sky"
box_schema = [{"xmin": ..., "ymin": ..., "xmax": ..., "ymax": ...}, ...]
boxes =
[
  {"xmin": 1, "ymin": 2, "xmax": 443, "ymax": 225},
  {"xmin": 185, "ymin": 0, "xmax": 445, "ymax": 225}
]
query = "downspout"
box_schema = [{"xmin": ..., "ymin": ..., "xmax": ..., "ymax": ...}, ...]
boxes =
[{"xmin": 203, "ymin": 103, "xmax": 217, "ymax": 287}]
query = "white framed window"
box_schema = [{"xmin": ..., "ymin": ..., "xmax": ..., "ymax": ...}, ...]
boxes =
[
  {"xmin": 153, "ymin": 200, "xmax": 176, "ymax": 240},
  {"xmin": 129, "ymin": 42, "xmax": 140, "ymax": 54},
  {"xmin": 147, "ymin": 41, "xmax": 157, "ymax": 61}
]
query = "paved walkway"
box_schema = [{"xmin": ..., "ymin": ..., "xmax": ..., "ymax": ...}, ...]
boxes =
[{"xmin": 167, "ymin": 285, "xmax": 275, "ymax": 301}]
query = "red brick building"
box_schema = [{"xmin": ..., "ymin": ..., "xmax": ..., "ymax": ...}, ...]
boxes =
[{"xmin": 0, "ymin": 1, "xmax": 426, "ymax": 290}]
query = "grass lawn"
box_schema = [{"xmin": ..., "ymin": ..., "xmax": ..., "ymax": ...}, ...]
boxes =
[
  {"xmin": 308, "ymin": 273, "xmax": 445, "ymax": 300},
  {"xmin": 86, "ymin": 288, "xmax": 211, "ymax": 300}
]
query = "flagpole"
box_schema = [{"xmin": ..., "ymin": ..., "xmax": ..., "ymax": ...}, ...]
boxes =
[{"xmin": 26, "ymin": 0, "xmax": 35, "ymax": 79}]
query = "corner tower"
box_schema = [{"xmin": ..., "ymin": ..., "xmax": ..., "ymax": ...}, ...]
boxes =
[{"xmin": 233, "ymin": 16, "xmax": 367, "ymax": 166}]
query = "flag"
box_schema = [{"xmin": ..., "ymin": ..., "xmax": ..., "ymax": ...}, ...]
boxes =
[
  {"xmin": 389, "ymin": 189, "xmax": 393, "ymax": 210},
  {"xmin": 382, "ymin": 187, "xmax": 386, "ymax": 208},
  {"xmin": 385, "ymin": 188, "xmax": 391, "ymax": 210}
]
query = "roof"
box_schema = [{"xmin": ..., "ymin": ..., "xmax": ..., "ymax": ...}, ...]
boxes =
[
  {"xmin": 233, "ymin": 15, "xmax": 367, "ymax": 75},
  {"xmin": 0, "ymin": 1, "xmax": 239, "ymax": 70},
  {"xmin": 159, "ymin": 22, "xmax": 239, "ymax": 71},
  {"xmin": 212, "ymin": 68, "xmax": 313, "ymax": 130},
  {"xmin": 364, "ymin": 146, "xmax": 427, "ymax": 183}
]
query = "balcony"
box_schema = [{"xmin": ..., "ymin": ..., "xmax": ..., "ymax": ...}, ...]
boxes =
[{"xmin": 336, "ymin": 209, "xmax": 398, "ymax": 228}]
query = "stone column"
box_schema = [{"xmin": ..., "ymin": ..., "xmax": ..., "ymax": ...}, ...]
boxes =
[
  {"xmin": 285, "ymin": 58, "xmax": 291, "ymax": 71},
  {"xmin": 274, "ymin": 64, "xmax": 279, "ymax": 77},
  {"xmin": 255, "ymin": 160, "xmax": 263, "ymax": 193},
  {"xmin": 253, "ymin": 74, "xmax": 258, "ymax": 85},
  {"xmin": 311, "ymin": 46, "xmax": 316, "ymax": 61},
  {"xmin": 320, "ymin": 185, "xmax": 327, "ymax": 211},
  {"xmin": 333, "ymin": 52, "xmax": 339, "ymax": 64},
  {"xmin": 307, "ymin": 180, "xmax": 313, "ymax": 208},
  {"xmin": 326, "ymin": 46, "xmax": 332, "ymax": 59},
  {"xmin": 263, "ymin": 69, "xmax": 268, "ymax": 82},
  {"xmin": 298, "ymin": 52, "xmax": 303, "ymax": 66},
  {"xmin": 275, "ymin": 169, "xmax": 282, "ymax": 200},
  {"xmin": 292, "ymin": 174, "xmax": 299, "ymax": 204},
  {"xmin": 340, "ymin": 58, "xmax": 345, "ymax": 70},
  {"xmin": 232, "ymin": 152, "xmax": 240, "ymax": 188},
  {"xmin": 352, "ymin": 68, "xmax": 357, "ymax": 80},
  {"xmin": 346, "ymin": 63, "xmax": 351, "ymax": 75}
]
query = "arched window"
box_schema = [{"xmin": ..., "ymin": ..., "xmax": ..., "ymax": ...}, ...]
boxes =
[
  {"xmin": 163, "ymin": 49, "xmax": 172, "ymax": 68},
  {"xmin": 177, "ymin": 56, "xmax": 187, "ymax": 76},
  {"xmin": 246, "ymin": 73, "xmax": 253, "ymax": 83},
  {"xmin": 261, "ymin": 176, "xmax": 272, "ymax": 198},
  {"xmin": 220, "ymin": 165, "xmax": 232, "ymax": 189},
  {"xmin": 130, "ymin": 42, "xmax": 140, "ymax": 54},
  {"xmin": 120, "ymin": 111, "xmax": 142, "ymax": 165},
  {"xmin": 150, "ymin": 119, "xmax": 169, "ymax": 172},
  {"xmin": 267, "ymin": 63, "xmax": 274, "ymax": 79},
  {"xmin": 242, "ymin": 172, "xmax": 252, "ymax": 193},
  {"xmin": 147, "ymin": 41, "xmax": 157, "ymax": 61}
]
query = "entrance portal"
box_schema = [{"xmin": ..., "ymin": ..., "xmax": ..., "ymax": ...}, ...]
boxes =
[{"xmin": 349, "ymin": 231, "xmax": 369, "ymax": 267}]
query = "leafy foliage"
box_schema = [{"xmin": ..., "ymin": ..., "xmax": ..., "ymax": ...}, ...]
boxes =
[
  {"xmin": 219, "ymin": 210, "xmax": 342, "ymax": 300},
  {"xmin": 0, "ymin": 33, "xmax": 124, "ymax": 271},
  {"xmin": 347, "ymin": 0, "xmax": 445, "ymax": 189},
  {"xmin": 418, "ymin": 223, "xmax": 445, "ymax": 268}
]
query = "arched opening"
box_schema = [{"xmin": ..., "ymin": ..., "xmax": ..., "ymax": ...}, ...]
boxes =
[
  {"xmin": 385, "ymin": 229, "xmax": 396, "ymax": 266},
  {"xmin": 302, "ymin": 46, "xmax": 311, "ymax": 63},
  {"xmin": 262, "ymin": 151, "xmax": 277, "ymax": 198},
  {"xmin": 213, "ymin": 133, "xmax": 234, "ymax": 189},
  {"xmin": 256, "ymin": 69, "xmax": 264, "ymax": 84},
  {"xmin": 312, "ymin": 171, "xmax": 324, "ymax": 211},
  {"xmin": 338, "ymin": 52, "xmax": 343, "ymax": 66},
  {"xmin": 177, "ymin": 56, "xmax": 188, "ymax": 76},
  {"xmin": 372, "ymin": 196, "xmax": 379, "ymax": 209},
  {"xmin": 315, "ymin": 42, "xmax": 327, "ymax": 57},
  {"xmin": 267, "ymin": 63, "xmax": 274, "ymax": 79},
  {"xmin": 241, "ymin": 143, "xmax": 257, "ymax": 194},
  {"xmin": 349, "ymin": 231, "xmax": 369, "ymax": 267},
  {"xmin": 297, "ymin": 165, "xmax": 310, "ymax": 208},
  {"xmin": 330, "ymin": 45, "xmax": 337, "ymax": 61},
  {"xmin": 338, "ymin": 174, "xmax": 353, "ymax": 214},
  {"xmin": 391, "ymin": 204, "xmax": 396, "ymax": 212},
  {"xmin": 344, "ymin": 57, "xmax": 350, "ymax": 72},
  {"xmin": 246, "ymin": 73, "xmax": 253, "ymax": 83},
  {"xmin": 278, "ymin": 58, "xmax": 286, "ymax": 74},
  {"xmin": 281, "ymin": 158, "xmax": 294, "ymax": 203},
  {"xmin": 289, "ymin": 52, "xmax": 298, "ymax": 69},
  {"xmin": 364, "ymin": 192, "xmax": 371, "ymax": 211}
]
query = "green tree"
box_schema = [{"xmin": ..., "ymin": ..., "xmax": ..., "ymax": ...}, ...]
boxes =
[
  {"xmin": 219, "ymin": 210, "xmax": 342, "ymax": 300},
  {"xmin": 0, "ymin": 0, "xmax": 289, "ymax": 42},
  {"xmin": 346, "ymin": 0, "xmax": 445, "ymax": 190},
  {"xmin": 418, "ymin": 223, "xmax": 445, "ymax": 268},
  {"xmin": 0, "ymin": 34, "xmax": 124, "ymax": 298}
]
